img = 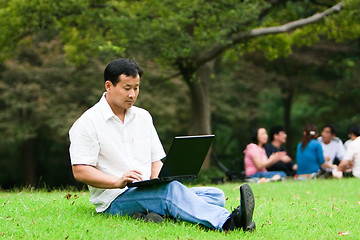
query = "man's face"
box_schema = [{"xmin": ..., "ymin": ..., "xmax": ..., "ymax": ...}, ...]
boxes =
[
  {"xmin": 321, "ymin": 127, "xmax": 334, "ymax": 143},
  {"xmin": 274, "ymin": 131, "xmax": 287, "ymax": 144},
  {"xmin": 105, "ymin": 74, "xmax": 140, "ymax": 112},
  {"xmin": 350, "ymin": 133, "xmax": 357, "ymax": 141}
]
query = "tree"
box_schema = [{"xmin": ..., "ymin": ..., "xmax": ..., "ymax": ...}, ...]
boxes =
[
  {"xmin": 123, "ymin": 0, "xmax": 357, "ymax": 167},
  {"xmin": 0, "ymin": 38, "xmax": 104, "ymax": 186},
  {"xmin": 1, "ymin": 0, "xmax": 359, "ymax": 170},
  {"xmin": 241, "ymin": 38, "xmax": 360, "ymax": 156}
]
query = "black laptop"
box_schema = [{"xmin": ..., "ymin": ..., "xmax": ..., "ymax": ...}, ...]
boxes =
[{"xmin": 127, "ymin": 134, "xmax": 215, "ymax": 188}]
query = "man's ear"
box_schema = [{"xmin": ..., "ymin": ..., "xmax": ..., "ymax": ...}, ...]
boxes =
[{"xmin": 105, "ymin": 81, "xmax": 112, "ymax": 92}]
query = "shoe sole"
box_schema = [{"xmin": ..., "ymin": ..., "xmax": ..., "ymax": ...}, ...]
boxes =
[
  {"xmin": 240, "ymin": 183, "xmax": 255, "ymax": 230},
  {"xmin": 132, "ymin": 211, "xmax": 163, "ymax": 223},
  {"xmin": 145, "ymin": 212, "xmax": 164, "ymax": 223}
]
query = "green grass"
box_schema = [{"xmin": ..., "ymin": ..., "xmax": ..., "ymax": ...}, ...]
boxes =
[{"xmin": 1, "ymin": 178, "xmax": 360, "ymax": 239}]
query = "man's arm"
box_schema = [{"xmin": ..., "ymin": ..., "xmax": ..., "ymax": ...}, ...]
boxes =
[
  {"xmin": 279, "ymin": 153, "xmax": 292, "ymax": 163},
  {"xmin": 252, "ymin": 152, "xmax": 286, "ymax": 169},
  {"xmin": 150, "ymin": 160, "xmax": 163, "ymax": 179},
  {"xmin": 72, "ymin": 165, "xmax": 143, "ymax": 189}
]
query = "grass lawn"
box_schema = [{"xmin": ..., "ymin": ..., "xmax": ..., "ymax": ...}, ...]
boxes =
[{"xmin": 1, "ymin": 178, "xmax": 359, "ymax": 239}]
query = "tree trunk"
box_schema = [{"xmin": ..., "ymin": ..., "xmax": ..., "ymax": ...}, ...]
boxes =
[
  {"xmin": 184, "ymin": 60, "xmax": 214, "ymax": 169},
  {"xmin": 281, "ymin": 85, "xmax": 294, "ymax": 158},
  {"xmin": 22, "ymin": 138, "xmax": 36, "ymax": 186}
]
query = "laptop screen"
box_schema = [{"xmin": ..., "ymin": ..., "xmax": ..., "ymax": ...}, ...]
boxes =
[{"xmin": 158, "ymin": 135, "xmax": 215, "ymax": 177}]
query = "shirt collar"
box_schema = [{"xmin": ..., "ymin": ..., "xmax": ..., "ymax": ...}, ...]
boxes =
[{"xmin": 98, "ymin": 92, "xmax": 135, "ymax": 122}]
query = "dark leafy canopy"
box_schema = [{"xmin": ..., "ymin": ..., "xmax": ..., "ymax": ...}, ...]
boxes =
[
  {"xmin": 2, "ymin": 1, "xmax": 359, "ymax": 66},
  {"xmin": 0, "ymin": 38, "xmax": 105, "ymax": 187},
  {"xmin": 127, "ymin": 1, "xmax": 265, "ymax": 60}
]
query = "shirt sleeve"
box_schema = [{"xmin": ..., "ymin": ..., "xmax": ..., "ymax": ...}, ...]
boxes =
[
  {"xmin": 69, "ymin": 117, "xmax": 100, "ymax": 166},
  {"xmin": 246, "ymin": 144, "xmax": 263, "ymax": 161},
  {"xmin": 343, "ymin": 143, "xmax": 355, "ymax": 162}
]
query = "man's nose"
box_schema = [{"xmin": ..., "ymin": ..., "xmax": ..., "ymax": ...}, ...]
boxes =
[{"xmin": 128, "ymin": 89, "xmax": 136, "ymax": 98}]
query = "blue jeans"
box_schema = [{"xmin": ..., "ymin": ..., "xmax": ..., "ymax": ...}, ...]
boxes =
[
  {"xmin": 104, "ymin": 181, "xmax": 231, "ymax": 230},
  {"xmin": 250, "ymin": 171, "xmax": 286, "ymax": 178}
]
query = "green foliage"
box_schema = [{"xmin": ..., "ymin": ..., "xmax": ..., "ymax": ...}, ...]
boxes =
[
  {"xmin": 323, "ymin": 0, "xmax": 360, "ymax": 42},
  {"xmin": 0, "ymin": 38, "xmax": 103, "ymax": 142},
  {"xmin": 241, "ymin": 0, "xmax": 360, "ymax": 60},
  {"xmin": 1, "ymin": 0, "xmax": 360, "ymax": 186},
  {"xmin": 0, "ymin": 37, "xmax": 104, "ymax": 187},
  {"xmin": 252, "ymin": 33, "xmax": 294, "ymax": 60},
  {"xmin": 120, "ymin": 0, "xmax": 268, "ymax": 66},
  {"xmin": 0, "ymin": 0, "xmax": 59, "ymax": 61}
]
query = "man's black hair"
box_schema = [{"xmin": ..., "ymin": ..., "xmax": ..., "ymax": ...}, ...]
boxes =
[
  {"xmin": 322, "ymin": 124, "xmax": 337, "ymax": 135},
  {"xmin": 349, "ymin": 124, "xmax": 360, "ymax": 137},
  {"xmin": 269, "ymin": 126, "xmax": 285, "ymax": 142},
  {"xmin": 104, "ymin": 58, "xmax": 143, "ymax": 86}
]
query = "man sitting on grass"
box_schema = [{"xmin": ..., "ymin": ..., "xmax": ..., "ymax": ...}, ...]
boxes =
[
  {"xmin": 69, "ymin": 58, "xmax": 255, "ymax": 231},
  {"xmin": 318, "ymin": 124, "xmax": 346, "ymax": 175},
  {"xmin": 332, "ymin": 124, "xmax": 360, "ymax": 179},
  {"xmin": 264, "ymin": 126, "xmax": 297, "ymax": 177}
]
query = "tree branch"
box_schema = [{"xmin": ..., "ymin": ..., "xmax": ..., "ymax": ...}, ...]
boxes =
[
  {"xmin": 196, "ymin": 1, "xmax": 343, "ymax": 66},
  {"xmin": 238, "ymin": 1, "xmax": 342, "ymax": 39}
]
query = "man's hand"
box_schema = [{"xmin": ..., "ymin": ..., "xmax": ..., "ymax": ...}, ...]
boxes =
[
  {"xmin": 119, "ymin": 170, "xmax": 143, "ymax": 188},
  {"xmin": 272, "ymin": 151, "xmax": 286, "ymax": 161},
  {"xmin": 278, "ymin": 152, "xmax": 291, "ymax": 163}
]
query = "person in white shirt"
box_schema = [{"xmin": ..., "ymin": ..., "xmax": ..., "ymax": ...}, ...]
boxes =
[
  {"xmin": 69, "ymin": 58, "xmax": 255, "ymax": 231},
  {"xmin": 344, "ymin": 124, "xmax": 359, "ymax": 150},
  {"xmin": 332, "ymin": 124, "xmax": 360, "ymax": 178},
  {"xmin": 317, "ymin": 124, "xmax": 345, "ymax": 172}
]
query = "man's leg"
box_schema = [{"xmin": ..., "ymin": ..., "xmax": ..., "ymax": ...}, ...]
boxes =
[
  {"xmin": 251, "ymin": 171, "xmax": 286, "ymax": 179},
  {"xmin": 105, "ymin": 181, "xmax": 230, "ymax": 230},
  {"xmin": 189, "ymin": 186, "xmax": 226, "ymax": 207},
  {"xmin": 266, "ymin": 161, "xmax": 296, "ymax": 176}
]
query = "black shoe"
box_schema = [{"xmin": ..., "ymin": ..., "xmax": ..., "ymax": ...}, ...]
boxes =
[
  {"xmin": 231, "ymin": 183, "xmax": 255, "ymax": 231},
  {"xmin": 132, "ymin": 211, "xmax": 163, "ymax": 223}
]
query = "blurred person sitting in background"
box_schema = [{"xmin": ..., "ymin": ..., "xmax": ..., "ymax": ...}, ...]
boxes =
[
  {"xmin": 244, "ymin": 127, "xmax": 287, "ymax": 180},
  {"xmin": 317, "ymin": 124, "xmax": 346, "ymax": 177},
  {"xmin": 344, "ymin": 124, "xmax": 358, "ymax": 150},
  {"xmin": 296, "ymin": 124, "xmax": 335, "ymax": 179},
  {"xmin": 332, "ymin": 124, "xmax": 360, "ymax": 179},
  {"xmin": 264, "ymin": 126, "xmax": 297, "ymax": 177}
]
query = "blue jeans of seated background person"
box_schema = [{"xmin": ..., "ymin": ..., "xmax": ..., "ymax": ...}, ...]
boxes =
[
  {"xmin": 104, "ymin": 181, "xmax": 231, "ymax": 230},
  {"xmin": 250, "ymin": 171, "xmax": 286, "ymax": 179}
]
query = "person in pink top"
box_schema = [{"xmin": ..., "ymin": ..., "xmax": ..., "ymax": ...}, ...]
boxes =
[{"xmin": 244, "ymin": 127, "xmax": 287, "ymax": 179}]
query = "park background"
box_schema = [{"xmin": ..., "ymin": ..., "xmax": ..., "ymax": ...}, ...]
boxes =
[{"xmin": 0, "ymin": 0, "xmax": 360, "ymax": 189}]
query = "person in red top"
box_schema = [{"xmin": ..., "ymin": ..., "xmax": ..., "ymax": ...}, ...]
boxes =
[{"xmin": 244, "ymin": 127, "xmax": 287, "ymax": 179}]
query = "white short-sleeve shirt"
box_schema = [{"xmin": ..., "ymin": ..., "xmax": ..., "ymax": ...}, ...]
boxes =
[
  {"xmin": 318, "ymin": 137, "xmax": 346, "ymax": 170},
  {"xmin": 69, "ymin": 93, "xmax": 166, "ymax": 212},
  {"xmin": 343, "ymin": 137, "xmax": 360, "ymax": 178}
]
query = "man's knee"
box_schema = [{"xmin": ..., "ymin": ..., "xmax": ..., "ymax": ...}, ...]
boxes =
[
  {"xmin": 206, "ymin": 187, "xmax": 226, "ymax": 207},
  {"xmin": 164, "ymin": 180, "xmax": 187, "ymax": 195},
  {"xmin": 190, "ymin": 186, "xmax": 226, "ymax": 207}
]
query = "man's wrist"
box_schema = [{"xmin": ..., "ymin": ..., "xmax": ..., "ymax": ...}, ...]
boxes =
[{"xmin": 113, "ymin": 177, "xmax": 125, "ymax": 189}]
